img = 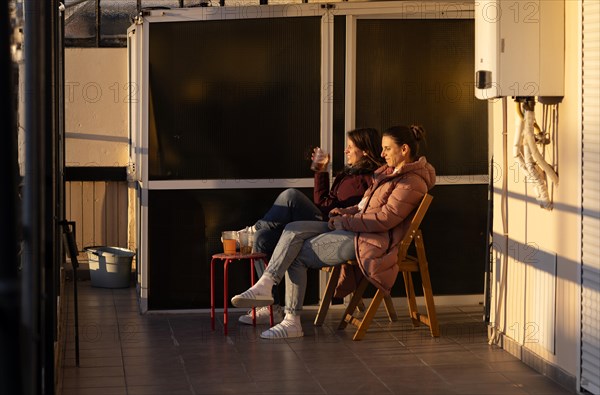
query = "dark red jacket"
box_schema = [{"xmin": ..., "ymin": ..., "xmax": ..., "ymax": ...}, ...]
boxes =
[{"xmin": 313, "ymin": 171, "xmax": 373, "ymax": 218}]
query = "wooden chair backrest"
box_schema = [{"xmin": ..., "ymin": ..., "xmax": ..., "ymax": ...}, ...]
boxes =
[{"xmin": 396, "ymin": 193, "xmax": 433, "ymax": 261}]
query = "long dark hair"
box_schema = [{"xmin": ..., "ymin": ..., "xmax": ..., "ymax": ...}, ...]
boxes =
[
  {"xmin": 345, "ymin": 128, "xmax": 385, "ymax": 174},
  {"xmin": 382, "ymin": 124, "xmax": 426, "ymax": 161}
]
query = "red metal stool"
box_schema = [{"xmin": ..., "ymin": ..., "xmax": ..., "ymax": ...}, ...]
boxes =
[{"xmin": 210, "ymin": 252, "xmax": 274, "ymax": 335}]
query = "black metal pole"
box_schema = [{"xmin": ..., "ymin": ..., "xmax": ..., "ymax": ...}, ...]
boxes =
[
  {"xmin": 72, "ymin": 226, "xmax": 81, "ymax": 367},
  {"xmin": 0, "ymin": 1, "xmax": 23, "ymax": 394},
  {"xmin": 42, "ymin": 1, "xmax": 59, "ymax": 392},
  {"xmin": 58, "ymin": 0, "xmax": 67, "ymax": 322},
  {"xmin": 60, "ymin": 221, "xmax": 80, "ymax": 367},
  {"xmin": 23, "ymin": 0, "xmax": 49, "ymax": 393}
]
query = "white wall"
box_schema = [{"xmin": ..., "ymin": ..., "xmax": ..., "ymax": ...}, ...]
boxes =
[
  {"xmin": 489, "ymin": 0, "xmax": 580, "ymax": 378},
  {"xmin": 65, "ymin": 48, "xmax": 128, "ymax": 167}
]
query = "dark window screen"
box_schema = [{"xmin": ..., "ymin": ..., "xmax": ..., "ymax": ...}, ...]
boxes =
[
  {"xmin": 355, "ymin": 19, "xmax": 488, "ymax": 175},
  {"xmin": 332, "ymin": 15, "xmax": 346, "ymax": 173},
  {"xmin": 148, "ymin": 17, "xmax": 321, "ymax": 180},
  {"xmin": 147, "ymin": 188, "xmax": 320, "ymax": 309}
]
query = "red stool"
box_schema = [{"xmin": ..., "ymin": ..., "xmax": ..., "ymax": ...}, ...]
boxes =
[{"xmin": 210, "ymin": 252, "xmax": 274, "ymax": 335}]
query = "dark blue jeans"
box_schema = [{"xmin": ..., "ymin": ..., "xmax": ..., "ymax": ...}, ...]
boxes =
[
  {"xmin": 252, "ymin": 188, "xmax": 323, "ymax": 305},
  {"xmin": 254, "ymin": 188, "xmax": 323, "ymax": 235}
]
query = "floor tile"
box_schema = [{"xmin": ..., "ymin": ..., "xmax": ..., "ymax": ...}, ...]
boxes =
[{"xmin": 58, "ymin": 280, "xmax": 577, "ymax": 395}]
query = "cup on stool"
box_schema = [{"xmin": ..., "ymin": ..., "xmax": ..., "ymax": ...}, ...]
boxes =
[
  {"xmin": 238, "ymin": 230, "xmax": 253, "ymax": 254},
  {"xmin": 221, "ymin": 231, "xmax": 237, "ymax": 255}
]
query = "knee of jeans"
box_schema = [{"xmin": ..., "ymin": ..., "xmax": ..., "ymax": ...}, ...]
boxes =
[
  {"xmin": 278, "ymin": 188, "xmax": 301, "ymax": 201},
  {"xmin": 282, "ymin": 221, "xmax": 306, "ymax": 233}
]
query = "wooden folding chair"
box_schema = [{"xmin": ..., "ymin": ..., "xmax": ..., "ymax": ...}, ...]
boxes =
[
  {"xmin": 314, "ymin": 264, "xmax": 396, "ymax": 326},
  {"xmin": 338, "ymin": 193, "xmax": 439, "ymax": 340}
]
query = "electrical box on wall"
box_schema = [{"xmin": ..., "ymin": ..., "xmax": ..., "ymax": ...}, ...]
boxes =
[{"xmin": 474, "ymin": 0, "xmax": 564, "ymax": 100}]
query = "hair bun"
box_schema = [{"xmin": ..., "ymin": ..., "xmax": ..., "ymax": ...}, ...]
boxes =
[{"xmin": 409, "ymin": 124, "xmax": 425, "ymax": 141}]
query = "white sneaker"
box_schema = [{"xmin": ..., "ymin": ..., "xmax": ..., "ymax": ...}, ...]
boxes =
[
  {"xmin": 260, "ymin": 319, "xmax": 304, "ymax": 339},
  {"xmin": 231, "ymin": 288, "xmax": 274, "ymax": 308},
  {"xmin": 238, "ymin": 225, "xmax": 257, "ymax": 233},
  {"xmin": 238, "ymin": 305, "xmax": 284, "ymax": 325}
]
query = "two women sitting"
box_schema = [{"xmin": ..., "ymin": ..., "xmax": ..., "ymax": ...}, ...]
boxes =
[{"xmin": 233, "ymin": 125, "xmax": 436, "ymax": 339}]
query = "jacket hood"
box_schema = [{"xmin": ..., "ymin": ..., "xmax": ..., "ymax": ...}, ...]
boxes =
[{"xmin": 375, "ymin": 156, "xmax": 436, "ymax": 190}]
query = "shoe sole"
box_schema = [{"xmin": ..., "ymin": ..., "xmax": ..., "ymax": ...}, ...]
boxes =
[
  {"xmin": 239, "ymin": 319, "xmax": 269, "ymax": 325},
  {"xmin": 260, "ymin": 331, "xmax": 304, "ymax": 339},
  {"xmin": 239, "ymin": 312, "xmax": 284, "ymax": 325},
  {"xmin": 231, "ymin": 295, "xmax": 274, "ymax": 308},
  {"xmin": 238, "ymin": 317, "xmax": 283, "ymax": 325}
]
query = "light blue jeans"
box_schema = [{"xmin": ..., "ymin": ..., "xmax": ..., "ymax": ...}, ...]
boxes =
[
  {"xmin": 252, "ymin": 188, "xmax": 324, "ymax": 305},
  {"xmin": 263, "ymin": 221, "xmax": 356, "ymax": 315}
]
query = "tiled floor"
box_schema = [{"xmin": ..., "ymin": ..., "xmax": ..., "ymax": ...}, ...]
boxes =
[{"xmin": 58, "ymin": 280, "xmax": 575, "ymax": 395}]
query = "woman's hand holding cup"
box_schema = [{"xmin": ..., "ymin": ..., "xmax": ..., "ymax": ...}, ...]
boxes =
[{"xmin": 310, "ymin": 147, "xmax": 330, "ymax": 172}]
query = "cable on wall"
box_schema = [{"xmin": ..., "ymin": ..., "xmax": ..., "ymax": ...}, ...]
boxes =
[{"xmin": 513, "ymin": 97, "xmax": 560, "ymax": 210}]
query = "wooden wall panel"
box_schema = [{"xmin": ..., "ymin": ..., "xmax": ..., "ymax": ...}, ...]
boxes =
[
  {"xmin": 93, "ymin": 181, "xmax": 106, "ymax": 247},
  {"xmin": 81, "ymin": 182, "xmax": 95, "ymax": 250},
  {"xmin": 65, "ymin": 181, "xmax": 129, "ymax": 261},
  {"xmin": 105, "ymin": 182, "xmax": 119, "ymax": 247}
]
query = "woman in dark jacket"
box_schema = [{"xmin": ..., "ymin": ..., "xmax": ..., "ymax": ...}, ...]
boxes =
[{"xmin": 237, "ymin": 128, "xmax": 384, "ymax": 325}]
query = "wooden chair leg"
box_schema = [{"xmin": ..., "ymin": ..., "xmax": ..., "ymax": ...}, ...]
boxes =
[
  {"xmin": 314, "ymin": 265, "xmax": 341, "ymax": 326},
  {"xmin": 352, "ymin": 290, "xmax": 384, "ymax": 341},
  {"xmin": 416, "ymin": 235, "xmax": 439, "ymax": 337},
  {"xmin": 383, "ymin": 294, "xmax": 398, "ymax": 322},
  {"xmin": 338, "ymin": 277, "xmax": 369, "ymax": 330},
  {"xmin": 344, "ymin": 293, "xmax": 365, "ymax": 313},
  {"xmin": 356, "ymin": 299, "xmax": 366, "ymax": 312},
  {"xmin": 420, "ymin": 269, "xmax": 439, "ymax": 337},
  {"xmin": 403, "ymin": 271, "xmax": 420, "ymax": 327}
]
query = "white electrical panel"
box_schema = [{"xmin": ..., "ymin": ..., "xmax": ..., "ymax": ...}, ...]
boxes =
[{"xmin": 474, "ymin": 0, "xmax": 564, "ymax": 100}]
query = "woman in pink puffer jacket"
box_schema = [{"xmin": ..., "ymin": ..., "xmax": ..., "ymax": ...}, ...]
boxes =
[{"xmin": 331, "ymin": 134, "xmax": 436, "ymax": 296}]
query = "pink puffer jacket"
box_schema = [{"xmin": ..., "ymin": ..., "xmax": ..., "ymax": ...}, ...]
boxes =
[{"xmin": 335, "ymin": 157, "xmax": 436, "ymax": 296}]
